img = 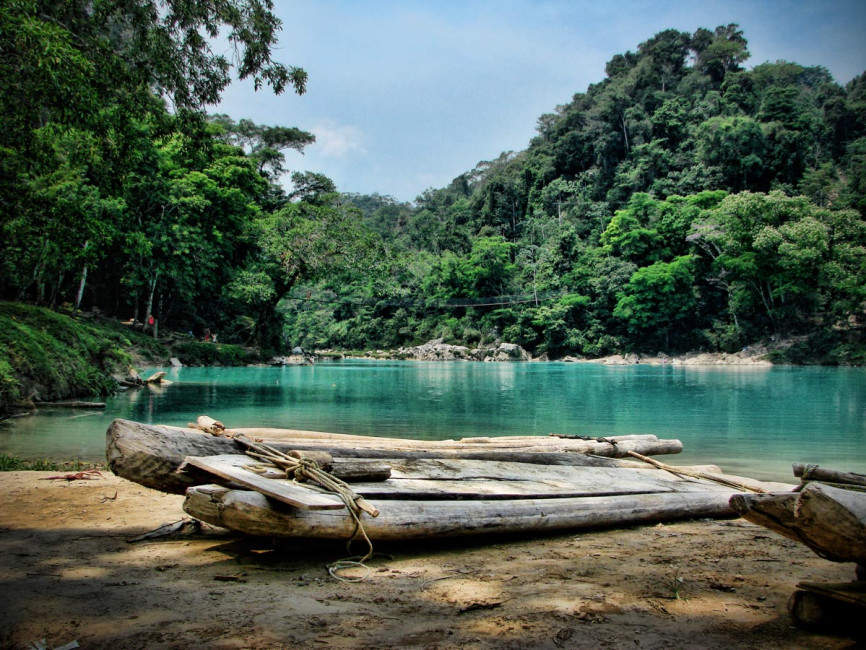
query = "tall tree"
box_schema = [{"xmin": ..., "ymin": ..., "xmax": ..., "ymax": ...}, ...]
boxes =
[{"xmin": 226, "ymin": 173, "xmax": 377, "ymax": 349}]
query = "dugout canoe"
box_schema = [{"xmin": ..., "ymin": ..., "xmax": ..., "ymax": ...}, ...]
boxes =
[
  {"xmin": 184, "ymin": 484, "xmax": 745, "ymax": 541},
  {"xmin": 730, "ymin": 476, "xmax": 866, "ymax": 565}
]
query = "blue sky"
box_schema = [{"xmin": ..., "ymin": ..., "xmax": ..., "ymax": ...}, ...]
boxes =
[{"xmin": 217, "ymin": 0, "xmax": 866, "ymax": 203}]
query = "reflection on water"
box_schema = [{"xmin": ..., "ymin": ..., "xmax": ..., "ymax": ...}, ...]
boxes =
[{"xmin": 1, "ymin": 361, "xmax": 864, "ymax": 482}]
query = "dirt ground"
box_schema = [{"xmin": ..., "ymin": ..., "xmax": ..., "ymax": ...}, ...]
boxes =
[{"xmin": 0, "ymin": 471, "xmax": 862, "ymax": 650}]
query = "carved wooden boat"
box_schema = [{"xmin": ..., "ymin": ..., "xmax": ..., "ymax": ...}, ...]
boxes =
[{"xmin": 731, "ymin": 479, "xmax": 866, "ymax": 565}]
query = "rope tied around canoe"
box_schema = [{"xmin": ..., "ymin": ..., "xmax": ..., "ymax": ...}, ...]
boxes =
[{"xmin": 228, "ymin": 434, "xmax": 379, "ymax": 581}]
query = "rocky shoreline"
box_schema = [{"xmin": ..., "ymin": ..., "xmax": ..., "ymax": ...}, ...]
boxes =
[{"xmin": 311, "ymin": 338, "xmax": 774, "ymax": 366}]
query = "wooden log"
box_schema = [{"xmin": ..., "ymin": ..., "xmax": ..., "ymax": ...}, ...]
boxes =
[
  {"xmin": 731, "ymin": 483, "xmax": 866, "ymax": 564},
  {"xmin": 789, "ymin": 582, "xmax": 866, "ymax": 634},
  {"xmin": 183, "ymin": 486, "xmax": 738, "ymax": 541},
  {"xmin": 793, "ymin": 463, "xmax": 866, "ymax": 488},
  {"xmin": 187, "ymin": 419, "xmax": 671, "ymax": 454},
  {"xmin": 795, "ymin": 483, "xmax": 866, "ymax": 564},
  {"xmin": 224, "ymin": 437, "xmax": 683, "ymax": 460},
  {"xmin": 199, "ymin": 424, "xmax": 657, "ymax": 447},
  {"xmin": 196, "ymin": 415, "xmax": 225, "ymax": 433},
  {"xmin": 330, "ymin": 459, "xmax": 392, "ymax": 482},
  {"xmin": 729, "ymin": 492, "xmax": 802, "ymax": 542},
  {"xmin": 144, "ymin": 371, "xmax": 167, "ymax": 384},
  {"xmin": 35, "ymin": 401, "xmax": 106, "ymax": 409},
  {"xmin": 288, "ymin": 449, "xmax": 334, "ymax": 469},
  {"xmin": 107, "ymin": 420, "xmax": 392, "ymax": 493}
]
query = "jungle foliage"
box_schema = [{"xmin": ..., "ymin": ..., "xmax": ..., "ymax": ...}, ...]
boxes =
[
  {"xmin": 284, "ymin": 26, "xmax": 866, "ymax": 362},
  {"xmin": 1, "ymin": 12, "xmax": 864, "ymax": 365}
]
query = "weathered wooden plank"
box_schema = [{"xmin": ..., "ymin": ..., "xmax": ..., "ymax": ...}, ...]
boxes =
[
  {"xmin": 182, "ymin": 454, "xmax": 741, "ymax": 500},
  {"xmin": 384, "ymin": 457, "xmax": 726, "ymax": 486},
  {"xmin": 184, "ymin": 487, "xmax": 738, "ymax": 541},
  {"xmin": 182, "ymin": 455, "xmax": 345, "ymax": 510},
  {"xmin": 342, "ymin": 477, "xmax": 668, "ymax": 499}
]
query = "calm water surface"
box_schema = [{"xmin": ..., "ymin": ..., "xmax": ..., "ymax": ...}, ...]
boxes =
[{"xmin": 2, "ymin": 361, "xmax": 864, "ymax": 482}]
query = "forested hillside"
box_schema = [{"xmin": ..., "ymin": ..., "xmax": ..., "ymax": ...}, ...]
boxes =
[
  {"xmin": 0, "ymin": 0, "xmax": 373, "ymax": 353},
  {"xmin": 1, "ymin": 9, "xmax": 864, "ymax": 363},
  {"xmin": 286, "ymin": 25, "xmax": 866, "ymax": 362}
]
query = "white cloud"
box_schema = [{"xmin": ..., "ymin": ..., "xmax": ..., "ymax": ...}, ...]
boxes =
[{"xmin": 310, "ymin": 120, "xmax": 366, "ymax": 159}]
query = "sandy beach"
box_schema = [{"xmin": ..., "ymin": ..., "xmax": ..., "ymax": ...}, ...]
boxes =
[{"xmin": 0, "ymin": 471, "xmax": 860, "ymax": 649}]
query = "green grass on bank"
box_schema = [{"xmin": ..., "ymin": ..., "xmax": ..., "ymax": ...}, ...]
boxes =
[
  {"xmin": 0, "ymin": 302, "xmax": 167, "ymax": 414},
  {"xmin": 170, "ymin": 340, "xmax": 259, "ymax": 366},
  {"xmin": 0, "ymin": 454, "xmax": 106, "ymax": 471},
  {"xmin": 0, "ymin": 302, "xmax": 264, "ymax": 416}
]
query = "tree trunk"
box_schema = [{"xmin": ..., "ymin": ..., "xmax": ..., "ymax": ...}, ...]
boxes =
[
  {"xmin": 145, "ymin": 274, "xmax": 158, "ymax": 337},
  {"xmin": 252, "ymin": 269, "xmax": 301, "ymax": 349},
  {"xmin": 75, "ymin": 263, "xmax": 88, "ymax": 312},
  {"xmin": 621, "ymin": 114, "xmax": 630, "ymax": 154}
]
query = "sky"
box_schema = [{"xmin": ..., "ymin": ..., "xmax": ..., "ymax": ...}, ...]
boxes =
[{"xmin": 217, "ymin": 0, "xmax": 866, "ymax": 203}]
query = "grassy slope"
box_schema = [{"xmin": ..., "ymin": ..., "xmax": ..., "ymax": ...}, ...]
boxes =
[
  {"xmin": 0, "ymin": 302, "xmax": 263, "ymax": 416},
  {"xmin": 0, "ymin": 302, "xmax": 167, "ymax": 414}
]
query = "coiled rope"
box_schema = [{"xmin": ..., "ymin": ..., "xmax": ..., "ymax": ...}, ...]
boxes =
[{"xmin": 227, "ymin": 434, "xmax": 379, "ymax": 581}]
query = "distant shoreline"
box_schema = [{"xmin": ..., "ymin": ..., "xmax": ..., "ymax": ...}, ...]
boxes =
[{"xmin": 313, "ymin": 343, "xmax": 775, "ymax": 367}]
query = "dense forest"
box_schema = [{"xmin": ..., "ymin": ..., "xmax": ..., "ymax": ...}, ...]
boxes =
[{"xmin": 2, "ymin": 5, "xmax": 865, "ymax": 363}]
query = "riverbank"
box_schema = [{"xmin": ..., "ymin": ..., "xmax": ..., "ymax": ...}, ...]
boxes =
[
  {"xmin": 0, "ymin": 470, "xmax": 858, "ymax": 649},
  {"xmin": 326, "ymin": 339, "xmax": 777, "ymax": 366},
  {"xmin": 0, "ymin": 303, "xmax": 262, "ymax": 417},
  {"xmin": 3, "ymin": 301, "xmax": 862, "ymax": 419}
]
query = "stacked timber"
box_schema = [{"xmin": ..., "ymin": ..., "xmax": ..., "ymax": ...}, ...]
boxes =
[{"xmin": 106, "ymin": 417, "xmax": 793, "ymax": 542}]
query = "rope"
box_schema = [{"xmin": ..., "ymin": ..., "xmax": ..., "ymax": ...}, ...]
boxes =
[
  {"xmin": 231, "ymin": 435, "xmax": 378, "ymax": 581},
  {"xmin": 549, "ymin": 433, "xmax": 619, "ymax": 447},
  {"xmin": 801, "ymin": 463, "xmax": 819, "ymax": 481},
  {"xmin": 626, "ymin": 450, "xmax": 768, "ymax": 493}
]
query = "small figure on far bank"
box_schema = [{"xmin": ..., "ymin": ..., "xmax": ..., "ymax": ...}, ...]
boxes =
[
  {"xmin": 204, "ymin": 328, "xmax": 211, "ymax": 342},
  {"xmin": 211, "ymin": 333, "xmax": 218, "ymax": 344}
]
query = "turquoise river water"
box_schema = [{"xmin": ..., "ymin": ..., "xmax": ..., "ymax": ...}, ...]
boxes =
[{"xmin": 2, "ymin": 360, "xmax": 865, "ymax": 482}]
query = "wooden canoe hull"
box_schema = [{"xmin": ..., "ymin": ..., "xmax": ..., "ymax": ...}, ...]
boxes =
[
  {"xmin": 184, "ymin": 485, "xmax": 739, "ymax": 541},
  {"xmin": 730, "ymin": 482, "xmax": 866, "ymax": 564}
]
